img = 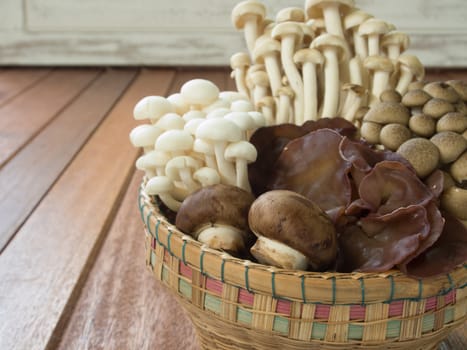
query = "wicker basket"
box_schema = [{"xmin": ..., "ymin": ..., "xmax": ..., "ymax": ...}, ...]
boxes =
[{"xmin": 138, "ymin": 184, "xmax": 467, "ymax": 350}]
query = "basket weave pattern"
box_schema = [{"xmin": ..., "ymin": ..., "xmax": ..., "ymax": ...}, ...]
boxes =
[{"xmin": 139, "ymin": 185, "xmax": 467, "ymax": 349}]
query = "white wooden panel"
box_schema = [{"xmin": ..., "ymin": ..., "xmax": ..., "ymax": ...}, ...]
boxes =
[{"xmin": 0, "ymin": 0, "xmax": 466, "ymax": 67}]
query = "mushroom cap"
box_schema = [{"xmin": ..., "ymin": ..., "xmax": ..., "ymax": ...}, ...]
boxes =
[
  {"xmin": 423, "ymin": 98, "xmax": 456, "ymax": 119},
  {"xmin": 276, "ymin": 7, "xmax": 306, "ymax": 23},
  {"xmin": 310, "ymin": 33, "xmax": 350, "ymax": 63},
  {"xmin": 155, "ymin": 112, "xmax": 185, "ymax": 130},
  {"xmin": 446, "ymin": 80, "xmax": 467, "ymax": 101},
  {"xmin": 193, "ymin": 167, "xmax": 221, "ymax": 187},
  {"xmin": 344, "ymin": 9, "xmax": 373, "ymax": 30},
  {"xmin": 430, "ymin": 131, "xmax": 467, "ymax": 164},
  {"xmin": 133, "ymin": 96, "xmax": 174, "ymax": 121},
  {"xmin": 165, "ymin": 156, "xmax": 201, "ymax": 181},
  {"xmin": 206, "ymin": 108, "xmax": 231, "ymax": 120},
  {"xmin": 249, "ymin": 70, "xmax": 270, "ymax": 87},
  {"xmin": 364, "ymin": 55, "xmax": 394, "ymax": 73},
  {"xmin": 407, "ymin": 81, "xmax": 427, "ymax": 91},
  {"xmin": 397, "ymin": 138, "xmax": 440, "ymax": 178},
  {"xmin": 253, "ymin": 37, "xmax": 281, "ymax": 63},
  {"xmin": 224, "ymin": 111, "xmax": 256, "ymax": 132},
  {"xmin": 155, "ymin": 129, "xmax": 193, "ymax": 152},
  {"xmin": 293, "ymin": 48, "xmax": 325, "ymax": 66},
  {"xmin": 180, "ymin": 79, "xmax": 220, "ymax": 108},
  {"xmin": 139, "ymin": 150, "xmax": 170, "ymax": 168},
  {"xmin": 129, "ymin": 124, "xmax": 162, "ymax": 148},
  {"xmin": 398, "ymin": 54, "xmax": 425, "ymax": 80},
  {"xmin": 275, "ymin": 85, "xmax": 295, "ymax": 99},
  {"xmin": 195, "ymin": 118, "xmax": 243, "ymax": 142},
  {"xmin": 401, "ymin": 89, "xmax": 431, "ymax": 107},
  {"xmin": 224, "ymin": 140, "xmax": 258, "ymax": 163},
  {"xmin": 358, "ymin": 18, "xmax": 390, "ymax": 36},
  {"xmin": 231, "ymin": 0, "xmax": 266, "ymax": 30},
  {"xmin": 182, "ymin": 110, "xmax": 206, "ymax": 122},
  {"xmin": 379, "ymin": 123, "xmax": 412, "ymax": 151},
  {"xmin": 184, "ymin": 118, "xmax": 205, "ymax": 136},
  {"xmin": 300, "ymin": 23, "xmax": 316, "ymax": 46},
  {"xmin": 193, "ymin": 138, "xmax": 215, "ymax": 155},
  {"xmin": 230, "ymin": 52, "xmax": 251, "ymax": 70},
  {"xmin": 380, "ymin": 89, "xmax": 402, "ymax": 103},
  {"xmin": 441, "ymin": 186, "xmax": 467, "ymax": 220},
  {"xmin": 248, "ymin": 190, "xmax": 337, "ymax": 271},
  {"xmin": 167, "ymin": 93, "xmax": 189, "ymax": 115},
  {"xmin": 271, "ymin": 21, "xmax": 304, "ymax": 46},
  {"xmin": 231, "ymin": 99, "xmax": 255, "ymax": 112},
  {"xmin": 145, "ymin": 176, "xmax": 174, "ymax": 195},
  {"xmin": 423, "ymin": 82, "xmax": 460, "ymax": 104},
  {"xmin": 175, "ymin": 184, "xmax": 255, "ymax": 234},
  {"xmin": 248, "ymin": 111, "xmax": 267, "ymax": 128},
  {"xmin": 381, "ymin": 31, "xmax": 410, "ymax": 52},
  {"xmin": 408, "ymin": 114, "xmax": 436, "ymax": 137},
  {"xmin": 450, "ymin": 151, "xmax": 467, "ymax": 184},
  {"xmin": 363, "ymin": 101, "xmax": 410, "ymax": 125},
  {"xmin": 360, "ymin": 121, "xmax": 381, "ymax": 144},
  {"xmin": 306, "ymin": 0, "xmax": 355, "ymax": 19},
  {"xmin": 436, "ymin": 112, "xmax": 467, "ymax": 133}
]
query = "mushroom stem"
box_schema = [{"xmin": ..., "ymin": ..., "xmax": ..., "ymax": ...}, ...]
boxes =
[
  {"xmin": 178, "ymin": 168, "xmax": 200, "ymax": 192},
  {"xmin": 321, "ymin": 49, "xmax": 340, "ymax": 118},
  {"xmin": 234, "ymin": 159, "xmax": 251, "ymax": 192},
  {"xmin": 349, "ymin": 57, "xmax": 363, "ymax": 85},
  {"xmin": 353, "ymin": 31, "xmax": 368, "ymax": 58},
  {"xmin": 321, "ymin": 3, "xmax": 346, "ymax": 38},
  {"xmin": 302, "ymin": 62, "xmax": 320, "ymax": 121},
  {"xmin": 213, "ymin": 141, "xmax": 237, "ymax": 185},
  {"xmin": 250, "ymin": 235, "xmax": 308, "ymax": 270},
  {"xmin": 263, "ymin": 54, "xmax": 283, "ymax": 97},
  {"xmin": 276, "ymin": 87, "xmax": 294, "ymax": 124},
  {"xmin": 197, "ymin": 225, "xmax": 246, "ymax": 252},
  {"xmin": 341, "ymin": 85, "xmax": 364, "ymax": 122}
]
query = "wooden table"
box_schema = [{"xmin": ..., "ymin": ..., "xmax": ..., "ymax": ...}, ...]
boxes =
[{"xmin": 0, "ymin": 67, "xmax": 465, "ymax": 350}]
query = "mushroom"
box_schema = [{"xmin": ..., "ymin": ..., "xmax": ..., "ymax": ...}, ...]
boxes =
[
  {"xmin": 165, "ymin": 156, "xmax": 202, "ymax": 193},
  {"xmin": 256, "ymin": 96, "xmax": 275, "ymax": 125},
  {"xmin": 193, "ymin": 138, "xmax": 217, "ymax": 170},
  {"xmin": 423, "ymin": 98, "xmax": 456, "ymax": 119},
  {"xmin": 275, "ymin": 85, "xmax": 295, "ymax": 124},
  {"xmin": 430, "ymin": 131, "xmax": 467, "ymax": 164},
  {"xmin": 175, "ymin": 184, "xmax": 255, "ymax": 254},
  {"xmin": 408, "ymin": 114, "xmax": 436, "ymax": 137},
  {"xmin": 379, "ymin": 123, "xmax": 412, "ymax": 151},
  {"xmin": 224, "ymin": 111, "xmax": 257, "ymax": 139},
  {"xmin": 136, "ymin": 150, "xmax": 170, "ymax": 178},
  {"xmin": 363, "ymin": 101, "xmax": 410, "ymax": 125},
  {"xmin": 182, "ymin": 110, "xmax": 206, "ymax": 122},
  {"xmin": 358, "ymin": 18, "xmax": 390, "ymax": 57},
  {"xmin": 248, "ymin": 190, "xmax": 337, "ymax": 271},
  {"xmin": 193, "ymin": 167, "xmax": 221, "ymax": 187},
  {"xmin": 231, "ymin": 98, "xmax": 255, "ymax": 112},
  {"xmin": 253, "ymin": 37, "xmax": 283, "ymax": 98},
  {"xmin": 395, "ymin": 55, "xmax": 425, "ymax": 96},
  {"xmin": 232, "ymin": 0, "xmax": 267, "ymax": 56},
  {"xmin": 180, "ymin": 79, "xmax": 220, "ymax": 110},
  {"xmin": 381, "ymin": 31, "xmax": 410, "ymax": 61},
  {"xmin": 446, "ymin": 80, "xmax": 467, "ymax": 101},
  {"xmin": 154, "ymin": 112, "xmax": 185, "ymax": 131},
  {"xmin": 305, "ymin": 0, "xmax": 355, "ymax": 38},
  {"xmin": 276, "ymin": 7, "xmax": 306, "ymax": 23},
  {"xmin": 206, "ymin": 108, "xmax": 231, "ymax": 119},
  {"xmin": 397, "ymin": 138, "xmax": 440, "ymax": 178},
  {"xmin": 167, "ymin": 93, "xmax": 189, "ymax": 115},
  {"xmin": 436, "ymin": 112, "xmax": 467, "ymax": 133},
  {"xmin": 155, "ymin": 129, "xmax": 194, "ymax": 158},
  {"xmin": 360, "ymin": 121, "xmax": 381, "ymax": 144},
  {"xmin": 401, "ymin": 89, "xmax": 431, "ymax": 108},
  {"xmin": 380, "ymin": 89, "xmax": 402, "ymax": 103},
  {"xmin": 293, "ymin": 48, "xmax": 324, "ymax": 121},
  {"xmin": 224, "ymin": 140, "xmax": 257, "ymax": 192},
  {"xmin": 230, "ymin": 52, "xmax": 252, "ymax": 98},
  {"xmin": 195, "ymin": 118, "xmax": 243, "ymax": 186},
  {"xmin": 344, "ymin": 9, "xmax": 373, "ymax": 58},
  {"xmin": 450, "ymin": 151, "xmax": 467, "ymax": 184},
  {"xmin": 129, "ymin": 124, "xmax": 162, "ymax": 154},
  {"xmin": 272, "ymin": 21, "xmax": 305, "ymax": 125},
  {"xmin": 133, "ymin": 95, "xmax": 175, "ymax": 123},
  {"xmin": 441, "ymin": 186, "xmax": 467, "ymax": 221},
  {"xmin": 248, "ymin": 69, "xmax": 270, "ymax": 106},
  {"xmin": 364, "ymin": 55, "xmax": 394, "ymax": 104},
  {"xmin": 423, "ymin": 82, "xmax": 459, "ymax": 104},
  {"xmin": 340, "ymin": 83, "xmax": 366, "ymax": 122},
  {"xmin": 311, "ymin": 33, "xmax": 349, "ymax": 118},
  {"xmin": 145, "ymin": 176, "xmax": 182, "ymax": 212}
]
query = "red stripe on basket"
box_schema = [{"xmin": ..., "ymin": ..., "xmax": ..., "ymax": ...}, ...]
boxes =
[
  {"xmin": 151, "ymin": 237, "xmax": 157, "ymax": 249},
  {"xmin": 388, "ymin": 300, "xmax": 404, "ymax": 317},
  {"xmin": 163, "ymin": 249, "xmax": 170, "ymax": 263},
  {"xmin": 179, "ymin": 262, "xmax": 192, "ymax": 279},
  {"xmin": 445, "ymin": 289, "xmax": 456, "ymax": 304},
  {"xmin": 276, "ymin": 300, "xmax": 292, "ymax": 315},
  {"xmin": 425, "ymin": 296, "xmax": 437, "ymax": 311},
  {"xmin": 314, "ymin": 304, "xmax": 330, "ymax": 319},
  {"xmin": 206, "ymin": 277, "xmax": 223, "ymax": 296},
  {"xmin": 238, "ymin": 288, "xmax": 254, "ymax": 306},
  {"xmin": 349, "ymin": 305, "xmax": 366, "ymax": 320}
]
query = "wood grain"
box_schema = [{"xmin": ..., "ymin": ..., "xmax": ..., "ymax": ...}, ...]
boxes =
[
  {"xmin": 0, "ymin": 68, "xmax": 136, "ymax": 251},
  {"xmin": 0, "ymin": 69, "xmax": 175, "ymax": 350},
  {"xmin": 0, "ymin": 68, "xmax": 100, "ymax": 167},
  {"xmin": 0, "ymin": 68, "xmax": 51, "ymax": 106},
  {"xmin": 57, "ymin": 171, "xmax": 199, "ymax": 350}
]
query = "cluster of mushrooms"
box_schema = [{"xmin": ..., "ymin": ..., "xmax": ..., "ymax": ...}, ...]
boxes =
[
  {"xmin": 230, "ymin": 0, "xmax": 423, "ymax": 125},
  {"xmin": 130, "ymin": 0, "xmax": 467, "ymax": 278}
]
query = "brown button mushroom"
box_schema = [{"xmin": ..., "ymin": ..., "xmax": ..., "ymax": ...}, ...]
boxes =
[
  {"xmin": 430, "ymin": 131, "xmax": 467, "ymax": 164},
  {"xmin": 248, "ymin": 190, "xmax": 337, "ymax": 271},
  {"xmin": 441, "ymin": 186, "xmax": 467, "ymax": 220},
  {"xmin": 360, "ymin": 121, "xmax": 381, "ymax": 144},
  {"xmin": 379, "ymin": 123, "xmax": 411, "ymax": 151},
  {"xmin": 446, "ymin": 80, "xmax": 467, "ymax": 101},
  {"xmin": 397, "ymin": 138, "xmax": 440, "ymax": 178},
  {"xmin": 401, "ymin": 89, "xmax": 431, "ymax": 108},
  {"xmin": 363, "ymin": 101, "xmax": 410, "ymax": 125},
  {"xmin": 423, "ymin": 98, "xmax": 456, "ymax": 119},
  {"xmin": 175, "ymin": 184, "xmax": 255, "ymax": 254},
  {"xmin": 423, "ymin": 81, "xmax": 459, "ymax": 104},
  {"xmin": 436, "ymin": 112, "xmax": 467, "ymax": 133},
  {"xmin": 450, "ymin": 151, "xmax": 466, "ymax": 184},
  {"xmin": 380, "ymin": 89, "xmax": 402, "ymax": 103}
]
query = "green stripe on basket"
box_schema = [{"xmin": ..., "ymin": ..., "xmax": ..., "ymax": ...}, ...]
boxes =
[
  {"xmin": 179, "ymin": 279, "xmax": 192, "ymax": 299},
  {"xmin": 445, "ymin": 307, "xmax": 454, "ymax": 323},
  {"xmin": 311, "ymin": 323, "xmax": 326, "ymax": 340},
  {"xmin": 348, "ymin": 324, "xmax": 363, "ymax": 340},
  {"xmin": 422, "ymin": 314, "xmax": 435, "ymax": 333},
  {"xmin": 204, "ymin": 294, "xmax": 221, "ymax": 314},
  {"xmin": 272, "ymin": 316, "xmax": 289, "ymax": 335},
  {"xmin": 237, "ymin": 308, "xmax": 252, "ymax": 325},
  {"xmin": 386, "ymin": 320, "xmax": 401, "ymax": 338},
  {"xmin": 150, "ymin": 250, "xmax": 157, "ymax": 268},
  {"xmin": 162, "ymin": 266, "xmax": 169, "ymax": 282}
]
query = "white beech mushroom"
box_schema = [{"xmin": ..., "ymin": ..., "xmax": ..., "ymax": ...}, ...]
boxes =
[
  {"xmin": 395, "ymin": 54, "xmax": 425, "ymax": 96},
  {"xmin": 224, "ymin": 140, "xmax": 257, "ymax": 192},
  {"xmin": 165, "ymin": 156, "xmax": 202, "ymax": 193},
  {"xmin": 155, "ymin": 112, "xmax": 185, "ymax": 131},
  {"xmin": 249, "ymin": 69, "xmax": 270, "ymax": 106},
  {"xmin": 145, "ymin": 176, "xmax": 182, "ymax": 212},
  {"xmin": 311, "ymin": 33, "xmax": 349, "ymax": 118},
  {"xmin": 224, "ymin": 111, "xmax": 257, "ymax": 140},
  {"xmin": 272, "ymin": 21, "xmax": 305, "ymax": 125},
  {"xmin": 293, "ymin": 48, "xmax": 324, "ymax": 121},
  {"xmin": 138, "ymin": 150, "xmax": 170, "ymax": 177},
  {"xmin": 364, "ymin": 55, "xmax": 394, "ymax": 104},
  {"xmin": 155, "ymin": 129, "xmax": 194, "ymax": 158},
  {"xmin": 344, "ymin": 9, "xmax": 373, "ymax": 58},
  {"xmin": 232, "ymin": 0, "xmax": 267, "ymax": 56},
  {"xmin": 305, "ymin": 0, "xmax": 355, "ymax": 38},
  {"xmin": 381, "ymin": 31, "xmax": 410, "ymax": 61},
  {"xmin": 230, "ymin": 52, "xmax": 251, "ymax": 98},
  {"xmin": 195, "ymin": 118, "xmax": 243, "ymax": 186},
  {"xmin": 256, "ymin": 96, "xmax": 276, "ymax": 125},
  {"xmin": 193, "ymin": 167, "xmax": 221, "ymax": 187},
  {"xmin": 129, "ymin": 124, "xmax": 162, "ymax": 154},
  {"xmin": 275, "ymin": 85, "xmax": 295, "ymax": 124},
  {"xmin": 167, "ymin": 93, "xmax": 190, "ymax": 115},
  {"xmin": 276, "ymin": 7, "xmax": 306, "ymax": 23},
  {"xmin": 133, "ymin": 95, "xmax": 175, "ymax": 124},
  {"xmin": 340, "ymin": 83, "xmax": 366, "ymax": 122},
  {"xmin": 358, "ymin": 18, "xmax": 390, "ymax": 57},
  {"xmin": 253, "ymin": 37, "xmax": 283, "ymax": 99},
  {"xmin": 193, "ymin": 138, "xmax": 218, "ymax": 170},
  {"xmin": 231, "ymin": 98, "xmax": 255, "ymax": 112},
  {"xmin": 180, "ymin": 79, "xmax": 220, "ymax": 110}
]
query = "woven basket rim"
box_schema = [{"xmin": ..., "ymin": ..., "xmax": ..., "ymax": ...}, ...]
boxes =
[{"xmin": 139, "ymin": 182, "xmax": 467, "ymax": 305}]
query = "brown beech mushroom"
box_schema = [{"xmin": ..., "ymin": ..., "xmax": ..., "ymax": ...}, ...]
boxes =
[
  {"xmin": 175, "ymin": 184, "xmax": 255, "ymax": 254},
  {"xmin": 358, "ymin": 18, "xmax": 390, "ymax": 56},
  {"xmin": 423, "ymin": 98, "xmax": 456, "ymax": 119},
  {"xmin": 395, "ymin": 55, "xmax": 425, "ymax": 96},
  {"xmin": 450, "ymin": 151, "xmax": 467, "ymax": 185},
  {"xmin": 379, "ymin": 123, "xmax": 411, "ymax": 151},
  {"xmin": 397, "ymin": 138, "xmax": 440, "ymax": 178},
  {"xmin": 430, "ymin": 131, "xmax": 467, "ymax": 164},
  {"xmin": 436, "ymin": 112, "xmax": 467, "ymax": 133},
  {"xmin": 423, "ymin": 81, "xmax": 459, "ymax": 104},
  {"xmin": 408, "ymin": 114, "xmax": 436, "ymax": 138},
  {"xmin": 441, "ymin": 186, "xmax": 467, "ymax": 221},
  {"xmin": 248, "ymin": 190, "xmax": 337, "ymax": 270}
]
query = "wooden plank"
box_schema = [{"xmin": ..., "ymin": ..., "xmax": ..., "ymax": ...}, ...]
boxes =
[
  {"xmin": 0, "ymin": 68, "xmax": 52, "ymax": 106},
  {"xmin": 0, "ymin": 68, "xmax": 176, "ymax": 350},
  {"xmin": 0, "ymin": 68, "xmax": 100, "ymax": 167},
  {"xmin": 57, "ymin": 171, "xmax": 199, "ymax": 350},
  {"xmin": 425, "ymin": 69, "xmax": 467, "ymax": 82},
  {"xmin": 0, "ymin": 68, "xmax": 137, "ymax": 252}
]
